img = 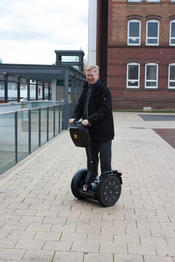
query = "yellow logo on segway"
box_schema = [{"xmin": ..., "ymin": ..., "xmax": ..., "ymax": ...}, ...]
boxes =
[{"xmin": 73, "ymin": 133, "xmax": 78, "ymax": 139}]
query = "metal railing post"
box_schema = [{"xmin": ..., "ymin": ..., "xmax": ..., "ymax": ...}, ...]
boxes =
[
  {"xmin": 53, "ymin": 106, "xmax": 55, "ymax": 137},
  {"xmin": 39, "ymin": 108, "xmax": 41, "ymax": 147},
  {"xmin": 4, "ymin": 74, "xmax": 8, "ymax": 102},
  {"xmin": 47, "ymin": 106, "xmax": 49, "ymax": 141},
  {"xmin": 27, "ymin": 79, "xmax": 30, "ymax": 101},
  {"xmin": 42, "ymin": 81, "xmax": 45, "ymax": 100},
  {"xmin": 64, "ymin": 69, "xmax": 69, "ymax": 129},
  {"xmin": 15, "ymin": 112, "xmax": 18, "ymax": 163},
  {"xmin": 17, "ymin": 77, "xmax": 20, "ymax": 102},
  {"xmin": 58, "ymin": 105, "xmax": 61, "ymax": 133},
  {"xmin": 36, "ymin": 80, "xmax": 38, "ymax": 100},
  {"xmin": 28, "ymin": 110, "xmax": 31, "ymax": 154},
  {"xmin": 71, "ymin": 77, "xmax": 76, "ymax": 110}
]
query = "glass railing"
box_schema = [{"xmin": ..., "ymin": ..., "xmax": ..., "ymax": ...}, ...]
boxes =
[
  {"xmin": 0, "ymin": 100, "xmax": 63, "ymax": 114},
  {"xmin": 0, "ymin": 104, "xmax": 65, "ymax": 174}
]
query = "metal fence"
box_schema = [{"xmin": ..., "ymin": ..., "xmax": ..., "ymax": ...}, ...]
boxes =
[{"xmin": 0, "ymin": 103, "xmax": 68, "ymax": 174}]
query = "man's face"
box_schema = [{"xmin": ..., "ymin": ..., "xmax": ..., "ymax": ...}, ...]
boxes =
[{"xmin": 86, "ymin": 69, "xmax": 99, "ymax": 85}]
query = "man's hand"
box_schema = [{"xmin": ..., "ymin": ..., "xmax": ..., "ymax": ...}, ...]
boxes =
[
  {"xmin": 69, "ymin": 118, "xmax": 75, "ymax": 124},
  {"xmin": 82, "ymin": 119, "xmax": 89, "ymax": 126}
]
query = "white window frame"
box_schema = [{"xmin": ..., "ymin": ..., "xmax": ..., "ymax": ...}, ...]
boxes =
[
  {"xmin": 128, "ymin": 20, "xmax": 141, "ymax": 46},
  {"xmin": 145, "ymin": 63, "xmax": 158, "ymax": 89},
  {"xmin": 128, "ymin": 0, "xmax": 141, "ymax": 2},
  {"xmin": 146, "ymin": 20, "xmax": 159, "ymax": 46},
  {"xmin": 168, "ymin": 64, "xmax": 175, "ymax": 89},
  {"xmin": 127, "ymin": 63, "xmax": 140, "ymax": 89},
  {"xmin": 170, "ymin": 20, "xmax": 175, "ymax": 46}
]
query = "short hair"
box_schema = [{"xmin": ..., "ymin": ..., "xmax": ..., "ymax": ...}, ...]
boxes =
[{"xmin": 85, "ymin": 65, "xmax": 99, "ymax": 74}]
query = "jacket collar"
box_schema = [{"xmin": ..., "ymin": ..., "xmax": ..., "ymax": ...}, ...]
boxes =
[{"xmin": 84, "ymin": 79, "xmax": 101, "ymax": 89}]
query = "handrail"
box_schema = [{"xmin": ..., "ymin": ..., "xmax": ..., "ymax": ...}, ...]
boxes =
[{"xmin": 0, "ymin": 103, "xmax": 65, "ymax": 116}]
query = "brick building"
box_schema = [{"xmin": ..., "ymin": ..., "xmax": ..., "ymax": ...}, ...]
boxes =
[{"xmin": 96, "ymin": 0, "xmax": 175, "ymax": 110}]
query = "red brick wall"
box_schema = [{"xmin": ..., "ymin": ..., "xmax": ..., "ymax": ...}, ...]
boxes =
[
  {"xmin": 96, "ymin": 0, "xmax": 108, "ymax": 85},
  {"xmin": 106, "ymin": 0, "xmax": 175, "ymax": 110}
]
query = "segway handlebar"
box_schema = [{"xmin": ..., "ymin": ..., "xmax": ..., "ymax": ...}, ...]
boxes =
[{"xmin": 71, "ymin": 120, "xmax": 91, "ymax": 127}]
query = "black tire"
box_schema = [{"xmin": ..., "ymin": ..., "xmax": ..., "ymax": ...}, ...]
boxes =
[
  {"xmin": 96, "ymin": 175, "xmax": 122, "ymax": 207},
  {"xmin": 71, "ymin": 168, "xmax": 87, "ymax": 199}
]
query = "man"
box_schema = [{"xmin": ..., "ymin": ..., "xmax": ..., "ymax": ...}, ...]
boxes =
[{"xmin": 69, "ymin": 65, "xmax": 114, "ymax": 182}]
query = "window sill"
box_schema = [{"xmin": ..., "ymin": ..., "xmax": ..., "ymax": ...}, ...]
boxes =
[
  {"xmin": 126, "ymin": 88, "xmax": 140, "ymax": 90},
  {"xmin": 144, "ymin": 88, "xmax": 159, "ymax": 90}
]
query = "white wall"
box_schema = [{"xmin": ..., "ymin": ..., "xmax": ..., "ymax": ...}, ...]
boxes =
[{"xmin": 88, "ymin": 0, "xmax": 97, "ymax": 65}]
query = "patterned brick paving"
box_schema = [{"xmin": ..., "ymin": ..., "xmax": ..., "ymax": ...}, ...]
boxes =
[{"xmin": 0, "ymin": 112, "xmax": 175, "ymax": 262}]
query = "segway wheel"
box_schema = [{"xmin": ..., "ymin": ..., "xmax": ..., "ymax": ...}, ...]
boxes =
[
  {"xmin": 71, "ymin": 168, "xmax": 87, "ymax": 199},
  {"xmin": 96, "ymin": 175, "xmax": 121, "ymax": 207}
]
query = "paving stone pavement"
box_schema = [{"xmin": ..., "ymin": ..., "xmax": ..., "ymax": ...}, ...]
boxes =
[{"xmin": 0, "ymin": 112, "xmax": 175, "ymax": 262}]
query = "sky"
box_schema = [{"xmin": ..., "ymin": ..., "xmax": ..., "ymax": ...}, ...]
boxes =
[{"xmin": 0, "ymin": 0, "xmax": 89, "ymax": 65}]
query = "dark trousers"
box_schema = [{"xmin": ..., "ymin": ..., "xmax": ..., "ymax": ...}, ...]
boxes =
[{"xmin": 86, "ymin": 140, "xmax": 112, "ymax": 178}]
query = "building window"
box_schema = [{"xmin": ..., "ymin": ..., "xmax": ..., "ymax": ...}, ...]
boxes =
[
  {"xmin": 127, "ymin": 63, "xmax": 140, "ymax": 88},
  {"xmin": 44, "ymin": 84, "xmax": 49, "ymax": 99},
  {"xmin": 146, "ymin": 0, "xmax": 160, "ymax": 2},
  {"xmin": 20, "ymin": 79, "xmax": 28, "ymax": 100},
  {"xmin": 145, "ymin": 63, "xmax": 158, "ymax": 88},
  {"xmin": 61, "ymin": 56, "xmax": 79, "ymax": 62},
  {"xmin": 30, "ymin": 80, "xmax": 37, "ymax": 100},
  {"xmin": 170, "ymin": 20, "xmax": 175, "ymax": 46},
  {"xmin": 128, "ymin": 20, "xmax": 141, "ymax": 45},
  {"xmin": 146, "ymin": 20, "xmax": 159, "ymax": 46},
  {"xmin": 38, "ymin": 84, "xmax": 43, "ymax": 99},
  {"xmin": 168, "ymin": 64, "xmax": 175, "ymax": 89},
  {"xmin": 8, "ymin": 82, "xmax": 18, "ymax": 101}
]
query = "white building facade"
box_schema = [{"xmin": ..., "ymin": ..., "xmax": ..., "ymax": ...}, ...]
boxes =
[{"xmin": 88, "ymin": 0, "xmax": 97, "ymax": 65}]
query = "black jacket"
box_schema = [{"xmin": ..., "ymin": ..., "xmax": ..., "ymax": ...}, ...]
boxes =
[{"xmin": 72, "ymin": 80, "xmax": 114, "ymax": 143}]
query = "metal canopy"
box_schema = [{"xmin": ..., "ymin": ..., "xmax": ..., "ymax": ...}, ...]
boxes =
[
  {"xmin": 0, "ymin": 63, "xmax": 85, "ymax": 126},
  {"xmin": 0, "ymin": 63, "xmax": 85, "ymax": 81}
]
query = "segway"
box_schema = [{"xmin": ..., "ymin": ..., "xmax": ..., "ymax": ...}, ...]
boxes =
[{"xmin": 69, "ymin": 121, "xmax": 122, "ymax": 207}]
